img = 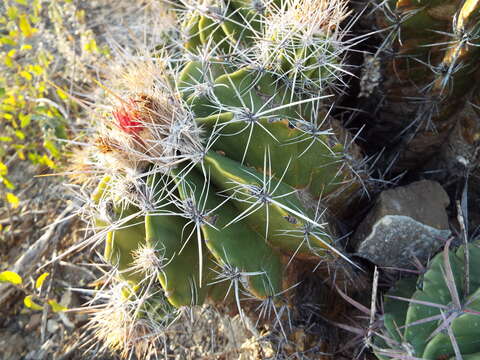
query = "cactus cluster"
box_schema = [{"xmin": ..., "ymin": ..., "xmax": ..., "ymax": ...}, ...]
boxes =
[
  {"xmin": 366, "ymin": 0, "xmax": 480, "ymax": 170},
  {"xmin": 76, "ymin": 0, "xmax": 370, "ymax": 356},
  {"xmin": 374, "ymin": 241, "xmax": 480, "ymax": 359}
]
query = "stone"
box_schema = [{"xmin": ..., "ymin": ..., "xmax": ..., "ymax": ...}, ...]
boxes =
[
  {"xmin": 354, "ymin": 180, "xmax": 449, "ymax": 243},
  {"xmin": 353, "ymin": 180, "xmax": 451, "ymax": 269},
  {"xmin": 356, "ymin": 215, "xmax": 451, "ymax": 269}
]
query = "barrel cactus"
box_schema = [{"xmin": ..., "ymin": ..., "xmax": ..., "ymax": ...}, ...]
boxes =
[
  {"xmin": 77, "ymin": 0, "xmax": 370, "ymax": 356},
  {"xmin": 362, "ymin": 0, "xmax": 480, "ymax": 171},
  {"xmin": 374, "ymin": 241, "xmax": 480, "ymax": 359}
]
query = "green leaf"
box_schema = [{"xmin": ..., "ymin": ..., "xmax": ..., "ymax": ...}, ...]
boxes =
[
  {"xmin": 35, "ymin": 272, "xmax": 49, "ymax": 290},
  {"xmin": 24, "ymin": 295, "xmax": 43, "ymax": 311},
  {"xmin": 48, "ymin": 299, "xmax": 67, "ymax": 313},
  {"xmin": 0, "ymin": 271, "xmax": 22, "ymax": 284},
  {"xmin": 7, "ymin": 6, "xmax": 18, "ymax": 21},
  {"xmin": 19, "ymin": 113, "xmax": 31, "ymax": 128}
]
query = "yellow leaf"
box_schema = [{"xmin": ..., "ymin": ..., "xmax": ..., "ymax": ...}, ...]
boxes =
[
  {"xmin": 40, "ymin": 155, "xmax": 55, "ymax": 169},
  {"xmin": 15, "ymin": 130, "xmax": 25, "ymax": 140},
  {"xmin": 2, "ymin": 177, "xmax": 15, "ymax": 190},
  {"xmin": 4, "ymin": 94, "xmax": 16, "ymax": 106},
  {"xmin": 0, "ymin": 162, "xmax": 7, "ymax": 176},
  {"xmin": 20, "ymin": 71, "xmax": 32, "ymax": 81},
  {"xmin": 0, "ymin": 271, "xmax": 22, "ymax": 285},
  {"xmin": 1, "ymin": 104, "xmax": 15, "ymax": 112},
  {"xmin": 84, "ymin": 38, "xmax": 98, "ymax": 53},
  {"xmin": 30, "ymin": 64, "xmax": 43, "ymax": 76},
  {"xmin": 8, "ymin": 29, "xmax": 19, "ymax": 38},
  {"xmin": 6, "ymin": 192, "xmax": 20, "ymax": 209},
  {"xmin": 24, "ymin": 295, "xmax": 43, "ymax": 311},
  {"xmin": 35, "ymin": 272, "xmax": 49, "ymax": 290},
  {"xmin": 56, "ymin": 88, "xmax": 68, "ymax": 100},
  {"xmin": 18, "ymin": 151, "xmax": 25, "ymax": 160},
  {"xmin": 33, "ymin": 0, "xmax": 42, "ymax": 17},
  {"xmin": 18, "ymin": 14, "xmax": 37, "ymax": 38},
  {"xmin": 43, "ymin": 139, "xmax": 59, "ymax": 158},
  {"xmin": 4, "ymin": 56, "xmax": 14, "ymax": 68},
  {"xmin": 37, "ymin": 82, "xmax": 46, "ymax": 94},
  {"xmin": 48, "ymin": 299, "xmax": 67, "ymax": 313},
  {"xmin": 20, "ymin": 44, "xmax": 32, "ymax": 51}
]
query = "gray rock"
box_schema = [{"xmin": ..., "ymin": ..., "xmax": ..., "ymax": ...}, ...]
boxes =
[
  {"xmin": 356, "ymin": 215, "xmax": 451, "ymax": 269},
  {"xmin": 353, "ymin": 180, "xmax": 451, "ymax": 269},
  {"xmin": 353, "ymin": 180, "xmax": 450, "ymax": 247}
]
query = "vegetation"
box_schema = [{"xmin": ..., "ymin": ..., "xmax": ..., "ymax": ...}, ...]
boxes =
[{"xmin": 1, "ymin": 0, "xmax": 479, "ymax": 359}]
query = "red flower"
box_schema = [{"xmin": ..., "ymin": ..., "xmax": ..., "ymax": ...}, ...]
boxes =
[{"xmin": 112, "ymin": 99, "xmax": 144, "ymax": 135}]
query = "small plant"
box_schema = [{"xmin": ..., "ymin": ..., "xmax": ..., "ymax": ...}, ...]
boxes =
[
  {"xmin": 0, "ymin": 270, "xmax": 67, "ymax": 313},
  {"xmin": 373, "ymin": 240, "xmax": 480, "ymax": 359},
  {"xmin": 0, "ymin": 0, "xmax": 66, "ymax": 209}
]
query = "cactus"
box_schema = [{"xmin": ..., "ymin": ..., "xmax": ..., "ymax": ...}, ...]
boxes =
[
  {"xmin": 74, "ymin": 0, "xmax": 371, "ymax": 356},
  {"xmin": 362, "ymin": 0, "xmax": 480, "ymax": 171},
  {"xmin": 374, "ymin": 241, "xmax": 480, "ymax": 359}
]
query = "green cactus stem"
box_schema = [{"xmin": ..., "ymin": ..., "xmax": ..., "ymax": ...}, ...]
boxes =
[{"xmin": 374, "ymin": 241, "xmax": 480, "ymax": 359}]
